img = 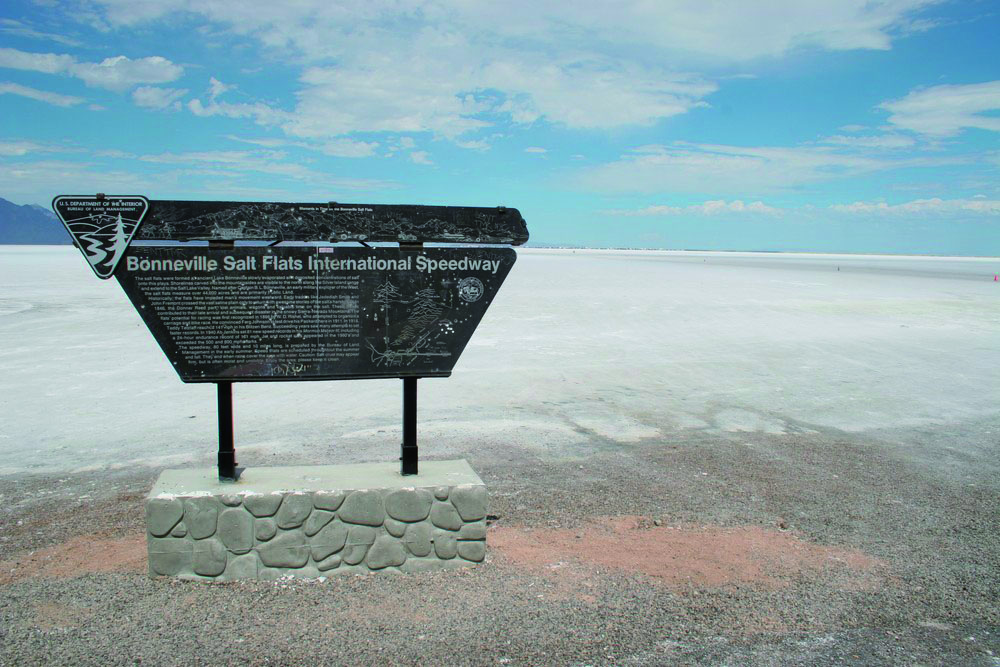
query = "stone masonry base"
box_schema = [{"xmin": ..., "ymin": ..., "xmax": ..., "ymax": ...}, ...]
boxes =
[{"xmin": 145, "ymin": 460, "xmax": 487, "ymax": 580}]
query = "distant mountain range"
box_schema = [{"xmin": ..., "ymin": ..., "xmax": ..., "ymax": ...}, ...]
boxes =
[{"xmin": 0, "ymin": 197, "xmax": 71, "ymax": 244}]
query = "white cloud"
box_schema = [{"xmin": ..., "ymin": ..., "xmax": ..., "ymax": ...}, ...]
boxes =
[
  {"xmin": 0, "ymin": 159, "xmax": 151, "ymax": 206},
  {"xmin": 0, "ymin": 47, "xmax": 74, "ymax": 73},
  {"xmin": 820, "ymin": 133, "xmax": 916, "ymax": 149},
  {"xmin": 830, "ymin": 198, "xmax": 1000, "ymax": 214},
  {"xmin": 609, "ymin": 200, "xmax": 781, "ymax": 216},
  {"xmin": 607, "ymin": 197, "xmax": 1000, "ymax": 219},
  {"xmin": 0, "ymin": 47, "xmax": 183, "ymax": 91},
  {"xmin": 92, "ymin": 0, "xmax": 937, "ymax": 61},
  {"xmin": 577, "ymin": 142, "xmax": 951, "ymax": 194},
  {"xmin": 0, "ymin": 19, "xmax": 82, "ymax": 47},
  {"xmin": 0, "ymin": 139, "xmax": 64, "ymax": 156},
  {"xmin": 94, "ymin": 149, "xmax": 137, "ymax": 158},
  {"xmin": 0, "ymin": 82, "xmax": 83, "ymax": 106},
  {"xmin": 83, "ymin": 0, "xmax": 939, "ymax": 141},
  {"xmin": 208, "ymin": 77, "xmax": 232, "ymax": 100},
  {"xmin": 318, "ymin": 139, "xmax": 379, "ymax": 158},
  {"xmin": 138, "ymin": 149, "xmax": 398, "ymax": 188},
  {"xmin": 188, "ymin": 97, "xmax": 289, "ymax": 126},
  {"xmin": 223, "ymin": 134, "xmax": 377, "ymax": 158},
  {"xmin": 455, "ymin": 139, "xmax": 491, "ymax": 151},
  {"xmin": 132, "ymin": 86, "xmax": 187, "ymax": 109},
  {"xmin": 409, "ymin": 151, "xmax": 433, "ymax": 165},
  {"xmin": 525, "ymin": 147, "xmax": 547, "ymax": 154},
  {"xmin": 880, "ymin": 81, "xmax": 1000, "ymax": 137},
  {"xmin": 72, "ymin": 55, "xmax": 182, "ymax": 91}
]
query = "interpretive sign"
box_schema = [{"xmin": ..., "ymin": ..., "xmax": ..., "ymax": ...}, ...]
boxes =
[
  {"xmin": 117, "ymin": 245, "xmax": 515, "ymax": 382},
  {"xmin": 53, "ymin": 194, "xmax": 527, "ymax": 479}
]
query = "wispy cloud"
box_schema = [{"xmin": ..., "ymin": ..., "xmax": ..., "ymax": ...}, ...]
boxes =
[
  {"xmin": 0, "ymin": 81, "xmax": 84, "ymax": 106},
  {"xmin": 409, "ymin": 151, "xmax": 433, "ymax": 165},
  {"xmin": 132, "ymin": 86, "xmax": 187, "ymax": 110},
  {"xmin": 880, "ymin": 80, "xmax": 1000, "ymax": 137},
  {"xmin": 0, "ymin": 47, "xmax": 182, "ymax": 91},
  {"xmin": 577, "ymin": 141, "xmax": 965, "ymax": 195},
  {"xmin": 224, "ymin": 134, "xmax": 378, "ymax": 158},
  {"xmin": 0, "ymin": 139, "xmax": 69, "ymax": 156},
  {"xmin": 819, "ymin": 133, "xmax": 917, "ymax": 150},
  {"xmin": 609, "ymin": 197, "xmax": 1000, "ymax": 218},
  {"xmin": 0, "ymin": 19, "xmax": 82, "ymax": 47},
  {"xmin": 137, "ymin": 149, "xmax": 400, "ymax": 189},
  {"xmin": 187, "ymin": 90, "xmax": 289, "ymax": 126},
  {"xmin": 82, "ymin": 0, "xmax": 938, "ymax": 143},
  {"xmin": 608, "ymin": 200, "xmax": 781, "ymax": 216},
  {"xmin": 830, "ymin": 197, "xmax": 1000, "ymax": 214}
]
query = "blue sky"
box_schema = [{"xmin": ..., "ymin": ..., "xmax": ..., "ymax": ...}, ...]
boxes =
[{"xmin": 1, "ymin": 1, "xmax": 998, "ymax": 254}]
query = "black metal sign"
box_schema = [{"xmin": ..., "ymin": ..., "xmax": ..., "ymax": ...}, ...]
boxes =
[
  {"xmin": 53, "ymin": 195, "xmax": 527, "ymax": 478},
  {"xmin": 52, "ymin": 195, "xmax": 149, "ymax": 278},
  {"xmin": 116, "ymin": 245, "xmax": 515, "ymax": 382}
]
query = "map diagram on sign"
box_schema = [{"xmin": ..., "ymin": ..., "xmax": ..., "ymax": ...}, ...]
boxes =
[{"xmin": 368, "ymin": 279, "xmax": 459, "ymax": 367}]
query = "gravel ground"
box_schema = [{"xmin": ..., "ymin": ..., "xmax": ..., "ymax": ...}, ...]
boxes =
[{"xmin": 1, "ymin": 415, "xmax": 997, "ymax": 666}]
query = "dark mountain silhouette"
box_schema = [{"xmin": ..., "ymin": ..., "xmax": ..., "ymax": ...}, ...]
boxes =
[{"xmin": 0, "ymin": 197, "xmax": 70, "ymax": 244}]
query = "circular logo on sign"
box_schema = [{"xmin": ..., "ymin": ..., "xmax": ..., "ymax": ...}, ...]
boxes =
[{"xmin": 457, "ymin": 277, "xmax": 484, "ymax": 302}]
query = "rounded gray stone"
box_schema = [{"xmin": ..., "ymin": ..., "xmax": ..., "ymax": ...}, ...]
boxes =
[
  {"xmin": 220, "ymin": 494, "xmax": 243, "ymax": 507},
  {"xmin": 313, "ymin": 491, "xmax": 345, "ymax": 511},
  {"xmin": 218, "ymin": 508, "xmax": 253, "ymax": 554},
  {"xmin": 316, "ymin": 553, "xmax": 342, "ymax": 572},
  {"xmin": 258, "ymin": 531, "xmax": 309, "ymax": 568},
  {"xmin": 148, "ymin": 536, "xmax": 191, "ymax": 576},
  {"xmin": 276, "ymin": 493, "xmax": 312, "ymax": 529},
  {"xmin": 457, "ymin": 540, "xmax": 486, "ymax": 562},
  {"xmin": 366, "ymin": 535, "xmax": 407, "ymax": 570},
  {"xmin": 243, "ymin": 493, "xmax": 283, "ymax": 518},
  {"xmin": 147, "ymin": 498, "xmax": 183, "ymax": 537},
  {"xmin": 255, "ymin": 518, "xmax": 277, "ymax": 542},
  {"xmin": 304, "ymin": 510, "xmax": 335, "ymax": 536},
  {"xmin": 184, "ymin": 497, "xmax": 219, "ymax": 540},
  {"xmin": 384, "ymin": 518, "xmax": 407, "ymax": 538},
  {"xmin": 311, "ymin": 520, "xmax": 349, "ymax": 561},
  {"xmin": 403, "ymin": 522, "xmax": 433, "ymax": 557},
  {"xmin": 434, "ymin": 486, "xmax": 449, "ymax": 501},
  {"xmin": 458, "ymin": 521, "xmax": 487, "ymax": 540},
  {"xmin": 342, "ymin": 525, "xmax": 377, "ymax": 565},
  {"xmin": 450, "ymin": 485, "xmax": 487, "ymax": 522},
  {"xmin": 433, "ymin": 529, "xmax": 458, "ymax": 560},
  {"xmin": 385, "ymin": 488, "xmax": 433, "ymax": 522},
  {"xmin": 225, "ymin": 553, "xmax": 258, "ymax": 580},
  {"xmin": 338, "ymin": 490, "xmax": 385, "ymax": 526},
  {"xmin": 192, "ymin": 539, "xmax": 228, "ymax": 576},
  {"xmin": 429, "ymin": 501, "xmax": 463, "ymax": 531},
  {"xmin": 170, "ymin": 522, "xmax": 187, "ymax": 538}
]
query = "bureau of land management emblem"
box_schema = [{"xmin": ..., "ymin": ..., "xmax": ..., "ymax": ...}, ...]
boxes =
[
  {"xmin": 457, "ymin": 276, "xmax": 484, "ymax": 302},
  {"xmin": 52, "ymin": 195, "xmax": 149, "ymax": 279}
]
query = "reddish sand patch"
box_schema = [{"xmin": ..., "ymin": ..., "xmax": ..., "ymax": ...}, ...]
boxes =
[
  {"xmin": 0, "ymin": 534, "xmax": 146, "ymax": 585},
  {"xmin": 490, "ymin": 516, "xmax": 885, "ymax": 589}
]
